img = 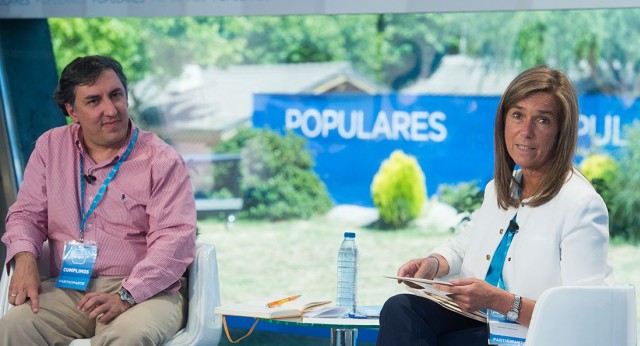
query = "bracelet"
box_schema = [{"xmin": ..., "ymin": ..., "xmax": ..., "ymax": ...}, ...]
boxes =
[{"xmin": 428, "ymin": 255, "xmax": 440, "ymax": 280}]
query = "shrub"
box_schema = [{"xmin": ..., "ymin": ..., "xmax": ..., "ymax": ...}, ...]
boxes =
[
  {"xmin": 370, "ymin": 150, "xmax": 426, "ymax": 229},
  {"xmin": 607, "ymin": 124, "xmax": 640, "ymax": 243},
  {"xmin": 214, "ymin": 128, "xmax": 333, "ymax": 221},
  {"xmin": 437, "ymin": 181, "xmax": 484, "ymax": 214},
  {"xmin": 579, "ymin": 153, "xmax": 619, "ymax": 204}
]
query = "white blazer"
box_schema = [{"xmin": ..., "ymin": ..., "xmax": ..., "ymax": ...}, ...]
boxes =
[{"xmin": 432, "ymin": 168, "xmax": 614, "ymax": 300}]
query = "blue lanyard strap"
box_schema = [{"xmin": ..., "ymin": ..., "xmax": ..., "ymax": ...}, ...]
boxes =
[
  {"xmin": 485, "ymin": 213, "xmax": 519, "ymax": 289},
  {"xmin": 79, "ymin": 128, "xmax": 138, "ymax": 238},
  {"xmin": 485, "ymin": 183, "xmax": 522, "ymax": 289}
]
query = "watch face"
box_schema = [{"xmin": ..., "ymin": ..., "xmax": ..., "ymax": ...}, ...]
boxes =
[
  {"xmin": 119, "ymin": 289, "xmax": 135, "ymax": 305},
  {"xmin": 506, "ymin": 311, "xmax": 518, "ymax": 321}
]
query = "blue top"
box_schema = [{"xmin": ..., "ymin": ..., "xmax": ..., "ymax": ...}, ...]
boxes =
[
  {"xmin": 344, "ymin": 232, "xmax": 356, "ymax": 238},
  {"xmin": 485, "ymin": 181, "xmax": 521, "ymax": 289},
  {"xmin": 485, "ymin": 215, "xmax": 519, "ymax": 289}
]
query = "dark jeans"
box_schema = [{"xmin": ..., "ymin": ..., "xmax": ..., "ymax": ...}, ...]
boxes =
[{"xmin": 376, "ymin": 294, "xmax": 487, "ymax": 346}]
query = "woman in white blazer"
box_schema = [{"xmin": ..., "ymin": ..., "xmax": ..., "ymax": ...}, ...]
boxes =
[{"xmin": 377, "ymin": 66, "xmax": 613, "ymax": 346}]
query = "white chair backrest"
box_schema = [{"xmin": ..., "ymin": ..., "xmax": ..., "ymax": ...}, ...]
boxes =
[{"xmin": 525, "ymin": 285, "xmax": 637, "ymax": 346}]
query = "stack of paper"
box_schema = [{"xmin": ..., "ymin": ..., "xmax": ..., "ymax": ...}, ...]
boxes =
[{"xmin": 384, "ymin": 275, "xmax": 486, "ymax": 323}]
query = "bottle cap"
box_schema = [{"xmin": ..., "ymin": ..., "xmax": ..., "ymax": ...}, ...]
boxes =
[{"xmin": 344, "ymin": 232, "xmax": 356, "ymax": 238}]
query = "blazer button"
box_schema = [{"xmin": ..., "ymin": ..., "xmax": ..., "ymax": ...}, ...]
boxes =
[
  {"xmin": 486, "ymin": 254, "xmax": 491, "ymax": 260},
  {"xmin": 499, "ymin": 229, "xmax": 504, "ymax": 234}
]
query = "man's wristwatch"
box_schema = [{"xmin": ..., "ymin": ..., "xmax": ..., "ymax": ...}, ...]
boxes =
[
  {"xmin": 118, "ymin": 288, "xmax": 136, "ymax": 307},
  {"xmin": 506, "ymin": 294, "xmax": 521, "ymax": 322}
]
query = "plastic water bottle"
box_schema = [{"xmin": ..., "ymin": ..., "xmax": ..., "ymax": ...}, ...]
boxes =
[{"xmin": 337, "ymin": 232, "xmax": 358, "ymax": 314}]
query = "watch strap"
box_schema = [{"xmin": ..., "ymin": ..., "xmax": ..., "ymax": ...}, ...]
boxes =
[
  {"xmin": 507, "ymin": 294, "xmax": 521, "ymax": 321},
  {"xmin": 512, "ymin": 294, "xmax": 521, "ymax": 311},
  {"xmin": 118, "ymin": 288, "xmax": 136, "ymax": 306}
]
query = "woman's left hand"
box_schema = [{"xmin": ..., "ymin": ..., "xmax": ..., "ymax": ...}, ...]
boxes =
[{"xmin": 434, "ymin": 278, "xmax": 502, "ymax": 312}]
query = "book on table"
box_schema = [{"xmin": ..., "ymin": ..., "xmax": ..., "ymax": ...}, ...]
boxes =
[
  {"xmin": 215, "ymin": 294, "xmax": 333, "ymax": 319},
  {"xmin": 384, "ymin": 275, "xmax": 487, "ymax": 323}
]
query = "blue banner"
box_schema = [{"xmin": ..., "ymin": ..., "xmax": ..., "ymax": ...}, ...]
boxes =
[{"xmin": 253, "ymin": 94, "xmax": 638, "ymax": 207}]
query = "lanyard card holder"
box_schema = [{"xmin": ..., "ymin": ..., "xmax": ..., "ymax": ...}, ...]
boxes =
[
  {"xmin": 56, "ymin": 240, "xmax": 97, "ymax": 291},
  {"xmin": 487, "ymin": 309, "xmax": 528, "ymax": 345}
]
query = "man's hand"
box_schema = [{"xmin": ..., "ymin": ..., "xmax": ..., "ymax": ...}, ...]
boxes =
[
  {"xmin": 8, "ymin": 252, "xmax": 41, "ymax": 313},
  {"xmin": 78, "ymin": 292, "xmax": 132, "ymax": 324}
]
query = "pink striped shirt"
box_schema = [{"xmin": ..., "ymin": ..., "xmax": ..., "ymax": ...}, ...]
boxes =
[{"xmin": 2, "ymin": 122, "xmax": 196, "ymax": 303}]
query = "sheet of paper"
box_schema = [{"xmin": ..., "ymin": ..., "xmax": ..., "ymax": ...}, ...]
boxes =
[
  {"xmin": 383, "ymin": 275, "xmax": 453, "ymax": 296},
  {"xmin": 303, "ymin": 306, "xmax": 349, "ymax": 318},
  {"xmin": 404, "ymin": 287, "xmax": 487, "ymax": 323}
]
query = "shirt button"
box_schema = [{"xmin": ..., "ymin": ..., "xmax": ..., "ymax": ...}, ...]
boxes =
[
  {"xmin": 499, "ymin": 229, "xmax": 504, "ymax": 234},
  {"xmin": 486, "ymin": 254, "xmax": 491, "ymax": 260}
]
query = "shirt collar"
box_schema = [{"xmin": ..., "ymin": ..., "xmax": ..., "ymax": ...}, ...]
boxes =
[
  {"xmin": 73, "ymin": 120, "xmax": 137, "ymax": 162},
  {"xmin": 512, "ymin": 169, "xmax": 532, "ymax": 203}
]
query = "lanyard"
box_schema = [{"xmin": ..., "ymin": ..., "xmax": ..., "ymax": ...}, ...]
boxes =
[
  {"xmin": 79, "ymin": 128, "xmax": 138, "ymax": 240},
  {"xmin": 485, "ymin": 182, "xmax": 522, "ymax": 289},
  {"xmin": 485, "ymin": 213, "xmax": 519, "ymax": 289}
]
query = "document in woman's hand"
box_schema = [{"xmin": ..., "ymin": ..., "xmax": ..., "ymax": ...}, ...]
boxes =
[{"xmin": 383, "ymin": 275, "xmax": 453, "ymax": 296}]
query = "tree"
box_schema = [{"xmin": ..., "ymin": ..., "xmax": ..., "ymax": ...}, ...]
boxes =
[
  {"xmin": 515, "ymin": 20, "xmax": 548, "ymax": 68},
  {"xmin": 48, "ymin": 18, "xmax": 149, "ymax": 83},
  {"xmin": 608, "ymin": 125, "xmax": 640, "ymax": 243},
  {"xmin": 48, "ymin": 10, "xmax": 640, "ymax": 95},
  {"xmin": 214, "ymin": 128, "xmax": 333, "ymax": 221},
  {"xmin": 49, "ymin": 17, "xmax": 245, "ymax": 116},
  {"xmin": 377, "ymin": 13, "xmax": 459, "ymax": 88}
]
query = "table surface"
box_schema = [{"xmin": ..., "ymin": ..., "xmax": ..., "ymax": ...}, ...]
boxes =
[{"xmin": 267, "ymin": 316, "xmax": 379, "ymax": 329}]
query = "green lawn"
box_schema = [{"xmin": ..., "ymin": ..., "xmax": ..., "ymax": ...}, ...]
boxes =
[
  {"xmin": 197, "ymin": 216, "xmax": 452, "ymax": 308},
  {"xmin": 197, "ymin": 205, "xmax": 640, "ymax": 345}
]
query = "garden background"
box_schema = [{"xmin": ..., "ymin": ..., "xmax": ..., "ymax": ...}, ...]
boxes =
[{"xmin": 45, "ymin": 9, "xmax": 640, "ymax": 342}]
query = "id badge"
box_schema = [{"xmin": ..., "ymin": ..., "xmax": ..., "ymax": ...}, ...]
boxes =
[
  {"xmin": 56, "ymin": 240, "xmax": 97, "ymax": 291},
  {"xmin": 487, "ymin": 309, "xmax": 527, "ymax": 345}
]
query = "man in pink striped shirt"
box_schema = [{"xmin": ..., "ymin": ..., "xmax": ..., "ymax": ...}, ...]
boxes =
[{"xmin": 0, "ymin": 55, "xmax": 196, "ymax": 345}]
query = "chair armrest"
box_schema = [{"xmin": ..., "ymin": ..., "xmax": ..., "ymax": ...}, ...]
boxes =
[
  {"xmin": 4, "ymin": 242, "xmax": 224, "ymax": 346},
  {"xmin": 525, "ymin": 285, "xmax": 637, "ymax": 346},
  {"xmin": 0, "ymin": 261, "xmax": 15, "ymax": 317},
  {"xmin": 0, "ymin": 241, "xmax": 51, "ymax": 317},
  {"xmin": 165, "ymin": 243, "xmax": 223, "ymax": 346}
]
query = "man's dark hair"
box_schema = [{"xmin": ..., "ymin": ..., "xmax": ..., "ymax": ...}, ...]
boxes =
[{"xmin": 53, "ymin": 55, "xmax": 128, "ymax": 116}]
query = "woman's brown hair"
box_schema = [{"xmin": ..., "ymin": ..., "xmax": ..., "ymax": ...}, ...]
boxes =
[{"xmin": 494, "ymin": 66, "xmax": 579, "ymax": 209}]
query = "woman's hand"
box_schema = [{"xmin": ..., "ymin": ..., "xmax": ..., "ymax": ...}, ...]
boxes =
[
  {"xmin": 397, "ymin": 255, "xmax": 447, "ymax": 288},
  {"xmin": 435, "ymin": 278, "xmax": 535, "ymax": 326},
  {"xmin": 435, "ymin": 278, "xmax": 502, "ymax": 312},
  {"xmin": 398, "ymin": 258, "xmax": 428, "ymax": 278}
]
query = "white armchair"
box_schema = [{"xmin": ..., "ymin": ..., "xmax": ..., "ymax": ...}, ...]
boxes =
[
  {"xmin": 0, "ymin": 242, "xmax": 222, "ymax": 346},
  {"xmin": 525, "ymin": 285, "xmax": 637, "ymax": 346}
]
